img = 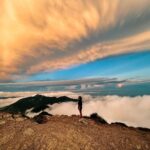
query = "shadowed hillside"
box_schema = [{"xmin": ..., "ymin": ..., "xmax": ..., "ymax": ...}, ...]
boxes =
[{"xmin": 0, "ymin": 95, "xmax": 78, "ymax": 115}]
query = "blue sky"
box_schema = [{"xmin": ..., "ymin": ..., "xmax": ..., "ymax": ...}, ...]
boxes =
[
  {"xmin": 26, "ymin": 51, "xmax": 150, "ymax": 82},
  {"xmin": 1, "ymin": 50, "xmax": 150, "ymax": 96}
]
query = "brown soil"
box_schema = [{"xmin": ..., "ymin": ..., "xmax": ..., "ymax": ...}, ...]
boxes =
[{"xmin": 0, "ymin": 112, "xmax": 150, "ymax": 150}]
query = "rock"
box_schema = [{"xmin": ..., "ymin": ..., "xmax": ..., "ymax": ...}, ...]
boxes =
[
  {"xmin": 38, "ymin": 111, "xmax": 52, "ymax": 116},
  {"xmin": 137, "ymin": 127, "xmax": 150, "ymax": 132},
  {"xmin": 5, "ymin": 113, "xmax": 12, "ymax": 118},
  {"xmin": 79, "ymin": 118, "xmax": 88, "ymax": 125},
  {"xmin": 34, "ymin": 115, "xmax": 48, "ymax": 124},
  {"xmin": 0, "ymin": 115, "xmax": 3, "ymax": 119},
  {"xmin": 0, "ymin": 120, "xmax": 6, "ymax": 125},
  {"xmin": 12, "ymin": 114, "xmax": 22, "ymax": 119},
  {"xmin": 7, "ymin": 117, "xmax": 14, "ymax": 121},
  {"xmin": 145, "ymin": 144, "xmax": 149, "ymax": 149},
  {"xmin": 33, "ymin": 111, "xmax": 51, "ymax": 124},
  {"xmin": 90, "ymin": 113, "xmax": 107, "ymax": 124},
  {"xmin": 111, "ymin": 122, "xmax": 127, "ymax": 127},
  {"xmin": 15, "ymin": 117, "xmax": 24, "ymax": 122},
  {"xmin": 136, "ymin": 145, "xmax": 141, "ymax": 149},
  {"xmin": 23, "ymin": 128, "xmax": 34, "ymax": 136},
  {"xmin": 0, "ymin": 113, "xmax": 12, "ymax": 119},
  {"xmin": 22, "ymin": 144, "xmax": 28, "ymax": 149}
]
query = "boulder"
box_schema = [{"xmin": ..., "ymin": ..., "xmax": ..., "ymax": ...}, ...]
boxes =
[
  {"xmin": 33, "ymin": 111, "xmax": 52, "ymax": 124},
  {"xmin": 90, "ymin": 113, "xmax": 107, "ymax": 124}
]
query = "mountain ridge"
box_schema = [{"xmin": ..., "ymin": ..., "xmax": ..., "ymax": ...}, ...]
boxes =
[{"xmin": 0, "ymin": 94, "xmax": 78, "ymax": 115}]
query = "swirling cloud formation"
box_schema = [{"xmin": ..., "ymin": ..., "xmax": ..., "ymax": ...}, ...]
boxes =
[{"xmin": 0, "ymin": 0, "xmax": 150, "ymax": 82}]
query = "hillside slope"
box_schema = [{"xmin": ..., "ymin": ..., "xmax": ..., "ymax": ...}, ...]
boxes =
[
  {"xmin": 0, "ymin": 113, "xmax": 150, "ymax": 150},
  {"xmin": 0, "ymin": 95, "xmax": 78, "ymax": 115}
]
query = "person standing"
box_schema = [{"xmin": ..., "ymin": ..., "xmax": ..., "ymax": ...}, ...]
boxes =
[{"xmin": 78, "ymin": 96, "xmax": 83, "ymax": 118}]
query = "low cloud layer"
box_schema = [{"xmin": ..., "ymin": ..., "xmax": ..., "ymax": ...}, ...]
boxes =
[
  {"xmin": 0, "ymin": 91, "xmax": 150, "ymax": 128},
  {"xmin": 0, "ymin": 0, "xmax": 150, "ymax": 82},
  {"xmin": 49, "ymin": 95, "xmax": 150, "ymax": 128}
]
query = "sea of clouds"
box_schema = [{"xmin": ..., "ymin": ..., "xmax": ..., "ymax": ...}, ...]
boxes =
[{"xmin": 0, "ymin": 91, "xmax": 150, "ymax": 128}]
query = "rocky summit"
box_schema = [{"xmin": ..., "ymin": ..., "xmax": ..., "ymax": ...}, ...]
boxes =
[{"xmin": 0, "ymin": 112, "xmax": 150, "ymax": 150}]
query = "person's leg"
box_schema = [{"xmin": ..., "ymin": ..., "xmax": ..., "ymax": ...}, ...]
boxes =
[{"xmin": 79, "ymin": 109, "xmax": 82, "ymax": 118}]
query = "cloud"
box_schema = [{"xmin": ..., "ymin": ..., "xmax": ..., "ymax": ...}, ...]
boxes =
[
  {"xmin": 1, "ymin": 91, "xmax": 150, "ymax": 128},
  {"xmin": 0, "ymin": 0, "xmax": 150, "ymax": 81},
  {"xmin": 0, "ymin": 77, "xmax": 126, "ymax": 94},
  {"xmin": 117, "ymin": 83, "xmax": 124, "ymax": 88},
  {"xmin": 0, "ymin": 91, "xmax": 79, "ymax": 107},
  {"xmin": 1, "ymin": 77, "xmax": 150, "ymax": 96},
  {"xmin": 46, "ymin": 95, "xmax": 150, "ymax": 128},
  {"xmin": 0, "ymin": 97, "xmax": 21, "ymax": 107}
]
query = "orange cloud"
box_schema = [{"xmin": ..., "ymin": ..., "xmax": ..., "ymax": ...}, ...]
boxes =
[
  {"xmin": 0, "ymin": 0, "xmax": 150, "ymax": 82},
  {"xmin": 28, "ymin": 31, "xmax": 150, "ymax": 74}
]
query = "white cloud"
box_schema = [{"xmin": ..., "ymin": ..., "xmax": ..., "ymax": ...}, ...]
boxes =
[
  {"xmin": 1, "ymin": 91, "xmax": 150, "ymax": 128},
  {"xmin": 49, "ymin": 95, "xmax": 150, "ymax": 128}
]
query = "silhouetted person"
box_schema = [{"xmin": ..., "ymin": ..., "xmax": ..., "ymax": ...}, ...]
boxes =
[{"xmin": 78, "ymin": 96, "xmax": 82, "ymax": 118}]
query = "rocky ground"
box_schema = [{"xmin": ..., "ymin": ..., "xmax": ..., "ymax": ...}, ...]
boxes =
[{"xmin": 0, "ymin": 112, "xmax": 150, "ymax": 150}]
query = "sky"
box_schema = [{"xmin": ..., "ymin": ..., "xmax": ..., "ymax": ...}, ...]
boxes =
[{"xmin": 0, "ymin": 0, "xmax": 150, "ymax": 94}]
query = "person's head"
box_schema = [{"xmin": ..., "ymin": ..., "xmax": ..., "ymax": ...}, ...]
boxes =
[{"xmin": 78, "ymin": 96, "xmax": 82, "ymax": 101}]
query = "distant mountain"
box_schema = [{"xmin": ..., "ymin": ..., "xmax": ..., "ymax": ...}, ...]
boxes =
[
  {"xmin": 0, "ymin": 94, "xmax": 78, "ymax": 115},
  {"xmin": 0, "ymin": 96, "xmax": 17, "ymax": 99}
]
